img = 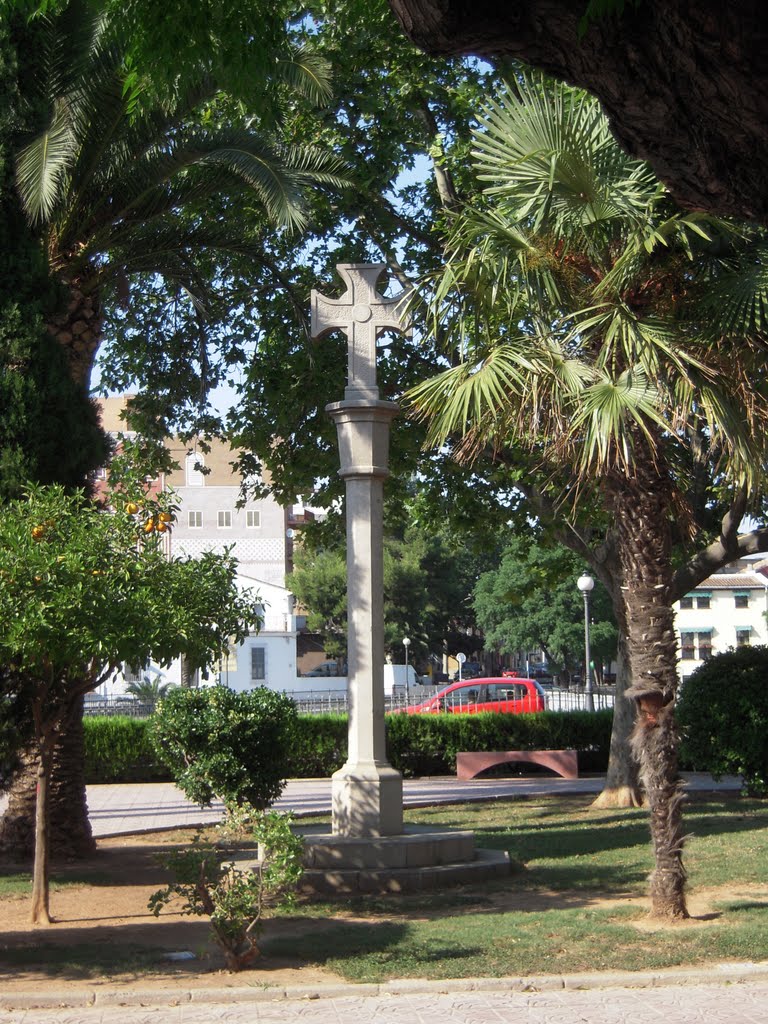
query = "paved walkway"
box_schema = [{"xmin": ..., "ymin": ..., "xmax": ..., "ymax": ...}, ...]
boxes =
[
  {"xmin": 79, "ymin": 772, "xmax": 741, "ymax": 837},
  {"xmin": 2, "ymin": 973, "xmax": 767, "ymax": 1022}
]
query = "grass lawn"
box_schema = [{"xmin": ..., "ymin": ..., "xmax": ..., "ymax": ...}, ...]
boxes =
[
  {"xmin": 263, "ymin": 794, "xmax": 768, "ymax": 982},
  {"xmin": 0, "ymin": 793, "xmax": 765, "ymax": 985}
]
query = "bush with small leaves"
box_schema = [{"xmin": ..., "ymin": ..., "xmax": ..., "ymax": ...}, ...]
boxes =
[
  {"xmin": 151, "ymin": 686, "xmax": 298, "ymax": 810},
  {"xmin": 677, "ymin": 645, "xmax": 768, "ymax": 796},
  {"xmin": 149, "ymin": 807, "xmax": 304, "ymax": 971}
]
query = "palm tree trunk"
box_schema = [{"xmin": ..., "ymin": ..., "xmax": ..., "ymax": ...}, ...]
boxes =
[
  {"xmin": 0, "ymin": 693, "xmax": 95, "ymax": 859},
  {"xmin": 45, "ymin": 277, "xmax": 102, "ymax": 389},
  {"xmin": 606, "ymin": 455, "xmax": 688, "ymax": 920}
]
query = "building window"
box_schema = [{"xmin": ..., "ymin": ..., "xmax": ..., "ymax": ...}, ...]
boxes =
[
  {"xmin": 698, "ymin": 632, "xmax": 713, "ymax": 660},
  {"xmin": 185, "ymin": 452, "xmax": 205, "ymax": 486},
  {"xmin": 217, "ymin": 510, "xmax": 232, "ymax": 529},
  {"xmin": 695, "ymin": 594, "xmax": 711, "ymax": 610},
  {"xmin": 680, "ymin": 632, "xmax": 696, "ymax": 660},
  {"xmin": 188, "ymin": 510, "xmax": 202, "ymax": 529},
  {"xmin": 251, "ymin": 647, "xmax": 266, "ymax": 681},
  {"xmin": 246, "ymin": 510, "xmax": 261, "ymax": 529},
  {"xmin": 123, "ymin": 662, "xmax": 145, "ymax": 683},
  {"xmin": 679, "ymin": 596, "xmax": 693, "ymax": 609},
  {"xmin": 734, "ymin": 593, "xmax": 750, "ymax": 609},
  {"xmin": 736, "ymin": 628, "xmax": 751, "ymax": 647}
]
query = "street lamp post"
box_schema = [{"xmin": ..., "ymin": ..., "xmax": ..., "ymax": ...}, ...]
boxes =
[
  {"xmin": 577, "ymin": 573, "xmax": 595, "ymax": 712},
  {"xmin": 402, "ymin": 637, "xmax": 411, "ymax": 705}
]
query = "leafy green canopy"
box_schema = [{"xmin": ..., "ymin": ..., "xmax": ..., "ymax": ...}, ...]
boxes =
[
  {"xmin": 474, "ymin": 538, "xmax": 616, "ymax": 676},
  {"xmin": 0, "ymin": 16, "xmax": 108, "ymax": 496},
  {"xmin": 96, "ymin": 0, "xmax": 500, "ymax": 525},
  {"xmin": 290, "ymin": 523, "xmax": 497, "ymax": 662},
  {"xmin": 408, "ymin": 74, "xmax": 768, "ymax": 506},
  {"xmin": 0, "ymin": 480, "xmax": 256, "ymax": 696}
]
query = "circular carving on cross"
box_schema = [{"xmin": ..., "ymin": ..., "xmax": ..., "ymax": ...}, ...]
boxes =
[{"xmin": 352, "ymin": 303, "xmax": 373, "ymax": 323}]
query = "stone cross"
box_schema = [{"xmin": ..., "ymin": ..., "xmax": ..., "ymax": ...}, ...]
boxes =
[
  {"xmin": 311, "ymin": 263, "xmax": 411, "ymax": 400},
  {"xmin": 309, "ymin": 263, "xmax": 411, "ymax": 838}
]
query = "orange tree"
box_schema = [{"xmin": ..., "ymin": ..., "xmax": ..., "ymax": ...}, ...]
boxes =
[{"xmin": 0, "ymin": 480, "xmax": 257, "ymax": 926}]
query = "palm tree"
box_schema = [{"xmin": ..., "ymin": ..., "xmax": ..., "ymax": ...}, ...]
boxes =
[
  {"xmin": 408, "ymin": 75, "xmax": 768, "ymax": 920},
  {"xmin": 124, "ymin": 677, "xmax": 171, "ymax": 704},
  {"xmin": 14, "ymin": 1, "xmax": 345, "ymax": 390},
  {"xmin": 0, "ymin": 0, "xmax": 344, "ymax": 862}
]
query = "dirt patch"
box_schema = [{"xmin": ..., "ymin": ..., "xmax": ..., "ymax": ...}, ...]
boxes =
[
  {"xmin": 0, "ymin": 830, "xmax": 340, "ymax": 995},
  {"xmin": 1, "ymin": 830, "xmax": 765, "ymax": 996}
]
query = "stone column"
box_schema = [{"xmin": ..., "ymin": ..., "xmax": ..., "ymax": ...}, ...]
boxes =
[
  {"xmin": 311, "ymin": 263, "xmax": 410, "ymax": 838},
  {"xmin": 326, "ymin": 400, "xmax": 403, "ymax": 836}
]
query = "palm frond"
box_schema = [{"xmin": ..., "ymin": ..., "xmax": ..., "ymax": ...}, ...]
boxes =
[
  {"xmin": 275, "ymin": 45, "xmax": 333, "ymax": 106},
  {"xmin": 15, "ymin": 99, "xmax": 77, "ymax": 224}
]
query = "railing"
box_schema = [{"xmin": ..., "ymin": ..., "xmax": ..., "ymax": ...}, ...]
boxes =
[
  {"xmin": 83, "ymin": 698, "xmax": 158, "ymax": 717},
  {"xmin": 82, "ymin": 685, "xmax": 615, "ymax": 718}
]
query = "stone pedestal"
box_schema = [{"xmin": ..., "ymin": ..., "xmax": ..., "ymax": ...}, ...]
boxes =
[{"xmin": 326, "ymin": 398, "xmax": 403, "ymax": 838}]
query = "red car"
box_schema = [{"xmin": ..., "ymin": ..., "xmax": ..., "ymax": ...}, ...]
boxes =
[{"xmin": 403, "ymin": 677, "xmax": 547, "ymax": 715}]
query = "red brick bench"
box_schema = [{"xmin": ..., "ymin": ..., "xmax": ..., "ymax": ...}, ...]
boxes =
[{"xmin": 456, "ymin": 749, "xmax": 578, "ymax": 781}]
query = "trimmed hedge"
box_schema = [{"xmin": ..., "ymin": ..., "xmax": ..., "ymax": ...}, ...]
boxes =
[
  {"xmin": 84, "ymin": 709, "xmax": 613, "ymax": 784},
  {"xmin": 84, "ymin": 716, "xmax": 171, "ymax": 783}
]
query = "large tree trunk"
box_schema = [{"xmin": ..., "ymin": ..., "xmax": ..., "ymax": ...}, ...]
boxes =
[
  {"xmin": 607, "ymin": 454, "xmax": 688, "ymax": 920},
  {"xmin": 591, "ymin": 631, "xmax": 642, "ymax": 808},
  {"xmin": 45, "ymin": 277, "xmax": 102, "ymax": 390},
  {"xmin": 0, "ymin": 694, "xmax": 94, "ymax": 860},
  {"xmin": 0, "ymin": 275, "xmax": 103, "ymax": 859},
  {"xmin": 387, "ymin": 0, "xmax": 768, "ymax": 225}
]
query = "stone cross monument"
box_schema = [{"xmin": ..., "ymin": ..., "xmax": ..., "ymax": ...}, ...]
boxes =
[{"xmin": 311, "ymin": 263, "xmax": 410, "ymax": 837}]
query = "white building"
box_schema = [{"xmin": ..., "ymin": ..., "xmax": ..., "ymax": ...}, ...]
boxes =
[
  {"xmin": 97, "ymin": 397, "xmax": 302, "ymax": 696},
  {"xmin": 674, "ymin": 564, "xmax": 768, "ymax": 682}
]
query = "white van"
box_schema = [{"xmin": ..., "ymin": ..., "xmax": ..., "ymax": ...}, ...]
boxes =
[{"xmin": 383, "ymin": 664, "xmax": 420, "ymax": 695}]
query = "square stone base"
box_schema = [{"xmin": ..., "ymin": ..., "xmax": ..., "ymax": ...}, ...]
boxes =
[{"xmin": 331, "ymin": 763, "xmax": 403, "ymax": 836}]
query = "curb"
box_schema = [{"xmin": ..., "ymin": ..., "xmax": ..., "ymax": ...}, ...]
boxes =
[{"xmin": 1, "ymin": 963, "xmax": 766, "ymax": 1011}]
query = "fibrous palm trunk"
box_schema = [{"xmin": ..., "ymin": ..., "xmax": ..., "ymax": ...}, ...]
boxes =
[
  {"xmin": 0, "ymin": 276, "xmax": 103, "ymax": 859},
  {"xmin": 0, "ymin": 693, "xmax": 94, "ymax": 860},
  {"xmin": 606, "ymin": 451, "xmax": 688, "ymax": 920}
]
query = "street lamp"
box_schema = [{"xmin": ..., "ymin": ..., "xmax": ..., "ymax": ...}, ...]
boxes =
[
  {"xmin": 402, "ymin": 636, "xmax": 411, "ymax": 704},
  {"xmin": 577, "ymin": 572, "xmax": 595, "ymax": 712}
]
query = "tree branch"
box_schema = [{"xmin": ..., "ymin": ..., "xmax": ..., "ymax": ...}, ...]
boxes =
[{"xmin": 671, "ymin": 488, "xmax": 768, "ymax": 599}]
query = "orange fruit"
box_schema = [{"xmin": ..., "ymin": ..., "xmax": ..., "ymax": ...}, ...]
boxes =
[
  {"xmin": 143, "ymin": 520, "xmax": 155, "ymax": 534},
  {"xmin": 155, "ymin": 521, "xmax": 168, "ymax": 533},
  {"xmin": 125, "ymin": 502, "xmax": 140, "ymax": 516},
  {"xmin": 158, "ymin": 512, "xmax": 172, "ymax": 523}
]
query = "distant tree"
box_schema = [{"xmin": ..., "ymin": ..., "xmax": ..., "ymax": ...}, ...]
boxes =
[
  {"xmin": 474, "ymin": 539, "xmax": 617, "ymax": 680},
  {"xmin": 124, "ymin": 678, "xmax": 171, "ymax": 704},
  {"xmin": 291, "ymin": 524, "xmax": 493, "ymax": 665}
]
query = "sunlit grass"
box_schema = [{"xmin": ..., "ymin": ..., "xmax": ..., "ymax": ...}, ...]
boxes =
[{"xmin": 266, "ymin": 795, "xmax": 768, "ymax": 981}]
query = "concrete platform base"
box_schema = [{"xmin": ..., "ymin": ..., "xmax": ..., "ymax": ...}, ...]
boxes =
[{"xmin": 298, "ymin": 825, "xmax": 511, "ymax": 894}]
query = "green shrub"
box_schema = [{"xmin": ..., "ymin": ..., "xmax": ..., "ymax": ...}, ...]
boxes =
[
  {"xmin": 84, "ymin": 715, "xmax": 169, "ymax": 783},
  {"xmin": 677, "ymin": 646, "xmax": 768, "ymax": 796},
  {"xmin": 82, "ymin": 707, "xmax": 612, "ymax": 783},
  {"xmin": 149, "ymin": 805, "xmax": 304, "ymax": 971},
  {"xmin": 385, "ymin": 709, "xmax": 612, "ymax": 776},
  {"xmin": 151, "ymin": 686, "xmax": 299, "ymax": 809},
  {"xmin": 284, "ymin": 713, "xmax": 347, "ymax": 778}
]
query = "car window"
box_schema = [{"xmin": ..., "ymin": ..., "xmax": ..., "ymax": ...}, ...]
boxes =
[
  {"xmin": 443, "ymin": 686, "xmax": 479, "ymax": 709},
  {"xmin": 486, "ymin": 683, "xmax": 527, "ymax": 701}
]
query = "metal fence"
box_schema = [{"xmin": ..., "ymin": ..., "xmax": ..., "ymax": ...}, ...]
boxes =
[{"xmin": 82, "ymin": 685, "xmax": 615, "ymax": 719}]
